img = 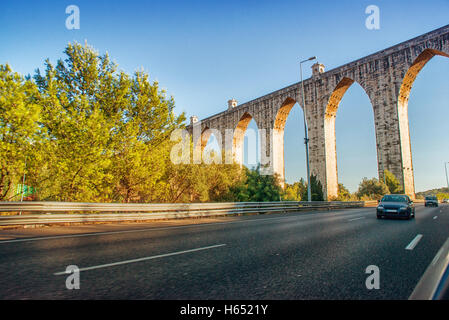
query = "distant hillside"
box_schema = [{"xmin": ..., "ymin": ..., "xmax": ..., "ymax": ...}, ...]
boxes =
[{"xmin": 416, "ymin": 187, "xmax": 449, "ymax": 199}]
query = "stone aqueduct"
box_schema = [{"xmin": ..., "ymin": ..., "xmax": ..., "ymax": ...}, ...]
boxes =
[{"xmin": 187, "ymin": 25, "xmax": 449, "ymax": 200}]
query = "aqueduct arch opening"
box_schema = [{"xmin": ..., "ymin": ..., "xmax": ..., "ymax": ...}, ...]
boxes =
[
  {"xmin": 397, "ymin": 49, "xmax": 449, "ymax": 195},
  {"xmin": 232, "ymin": 112, "xmax": 258, "ymax": 166},
  {"xmin": 273, "ymin": 97, "xmax": 302, "ymax": 186},
  {"xmin": 324, "ymin": 77, "xmax": 377, "ymax": 198},
  {"xmin": 192, "ymin": 126, "xmax": 213, "ymax": 163}
]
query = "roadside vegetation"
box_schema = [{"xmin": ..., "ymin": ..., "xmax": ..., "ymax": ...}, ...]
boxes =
[
  {"xmin": 415, "ymin": 188, "xmax": 449, "ymax": 200},
  {"xmin": 0, "ymin": 43, "xmax": 280, "ymax": 203},
  {"xmin": 284, "ymin": 170, "xmax": 404, "ymax": 202},
  {"xmin": 0, "ymin": 43, "xmax": 433, "ymax": 203}
]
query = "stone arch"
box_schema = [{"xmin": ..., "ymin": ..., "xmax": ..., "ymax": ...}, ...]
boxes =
[
  {"xmin": 324, "ymin": 77, "xmax": 374, "ymax": 199},
  {"xmin": 199, "ymin": 127, "xmax": 212, "ymax": 151},
  {"xmin": 233, "ymin": 112, "xmax": 258, "ymax": 166},
  {"xmin": 192, "ymin": 126, "xmax": 212, "ymax": 163},
  {"xmin": 273, "ymin": 97, "xmax": 302, "ymax": 186},
  {"xmin": 398, "ymin": 49, "xmax": 449, "ymax": 108},
  {"xmin": 397, "ymin": 48, "xmax": 449, "ymax": 196}
]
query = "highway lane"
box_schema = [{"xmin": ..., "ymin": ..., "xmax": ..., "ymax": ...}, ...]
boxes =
[{"xmin": 0, "ymin": 203, "xmax": 448, "ymax": 299}]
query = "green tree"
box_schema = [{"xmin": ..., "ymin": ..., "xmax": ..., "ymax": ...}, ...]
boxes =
[
  {"xmin": 205, "ymin": 163, "xmax": 246, "ymax": 202},
  {"xmin": 356, "ymin": 177, "xmax": 389, "ymax": 200},
  {"xmin": 416, "ymin": 187, "xmax": 449, "ymax": 199},
  {"xmin": 283, "ymin": 183, "xmax": 301, "ymax": 201},
  {"xmin": 0, "ymin": 64, "xmax": 40, "ymax": 200},
  {"xmin": 384, "ymin": 170, "xmax": 402, "ymax": 194},
  {"xmin": 33, "ymin": 44, "xmax": 126, "ymax": 201},
  {"xmin": 329, "ymin": 183, "xmax": 353, "ymax": 201},
  {"xmin": 436, "ymin": 192, "xmax": 449, "ymax": 200},
  {"xmin": 301, "ymin": 174, "xmax": 324, "ymax": 201},
  {"xmin": 229, "ymin": 165, "xmax": 283, "ymax": 202},
  {"xmin": 283, "ymin": 179, "xmax": 307, "ymax": 201},
  {"xmin": 33, "ymin": 42, "xmax": 185, "ymax": 202},
  {"xmin": 160, "ymin": 161, "xmax": 245, "ymax": 203},
  {"xmin": 109, "ymin": 70, "xmax": 184, "ymax": 203}
]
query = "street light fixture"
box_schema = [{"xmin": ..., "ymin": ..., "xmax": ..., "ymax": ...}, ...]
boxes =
[
  {"xmin": 300, "ymin": 56, "xmax": 316, "ymax": 202},
  {"xmin": 445, "ymin": 162, "xmax": 449, "ymax": 192}
]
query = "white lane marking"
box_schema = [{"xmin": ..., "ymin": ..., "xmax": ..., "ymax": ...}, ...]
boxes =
[
  {"xmin": 0, "ymin": 208, "xmax": 373, "ymax": 244},
  {"xmin": 433, "ymin": 216, "xmax": 438, "ymax": 220},
  {"xmin": 405, "ymin": 234, "xmax": 423, "ymax": 250},
  {"xmin": 348, "ymin": 217, "xmax": 365, "ymax": 222},
  {"xmin": 53, "ymin": 243, "xmax": 226, "ymax": 275}
]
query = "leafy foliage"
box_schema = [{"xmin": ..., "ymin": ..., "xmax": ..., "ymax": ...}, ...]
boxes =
[
  {"xmin": 30, "ymin": 43, "xmax": 186, "ymax": 202},
  {"xmin": 283, "ymin": 175, "xmax": 324, "ymax": 201},
  {"xmin": 416, "ymin": 187, "xmax": 449, "ymax": 199},
  {"xmin": 0, "ymin": 65, "xmax": 40, "ymax": 200},
  {"xmin": 228, "ymin": 165, "xmax": 283, "ymax": 202},
  {"xmin": 298, "ymin": 174, "xmax": 324, "ymax": 201},
  {"xmin": 159, "ymin": 162, "xmax": 245, "ymax": 203},
  {"xmin": 356, "ymin": 177, "xmax": 389, "ymax": 200},
  {"xmin": 328, "ymin": 183, "xmax": 354, "ymax": 201},
  {"xmin": 384, "ymin": 170, "xmax": 403, "ymax": 194},
  {"xmin": 283, "ymin": 179, "xmax": 307, "ymax": 201},
  {"xmin": 436, "ymin": 192, "xmax": 449, "ymax": 200}
]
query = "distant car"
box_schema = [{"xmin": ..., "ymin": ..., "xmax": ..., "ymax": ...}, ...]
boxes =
[
  {"xmin": 443, "ymin": 199, "xmax": 449, "ymax": 204},
  {"xmin": 377, "ymin": 194, "xmax": 415, "ymax": 220},
  {"xmin": 425, "ymin": 196, "xmax": 439, "ymax": 207}
]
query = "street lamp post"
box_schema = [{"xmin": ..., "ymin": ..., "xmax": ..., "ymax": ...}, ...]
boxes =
[
  {"xmin": 445, "ymin": 162, "xmax": 449, "ymax": 192},
  {"xmin": 300, "ymin": 56, "xmax": 316, "ymax": 202}
]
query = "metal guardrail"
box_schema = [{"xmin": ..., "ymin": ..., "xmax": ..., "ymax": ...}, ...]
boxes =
[{"xmin": 0, "ymin": 201, "xmax": 366, "ymax": 227}]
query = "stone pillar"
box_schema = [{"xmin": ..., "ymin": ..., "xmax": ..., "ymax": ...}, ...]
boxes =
[
  {"xmin": 370, "ymin": 81, "xmax": 415, "ymax": 198},
  {"xmin": 304, "ymin": 81, "xmax": 334, "ymax": 200},
  {"xmin": 259, "ymin": 120, "xmax": 275, "ymax": 177}
]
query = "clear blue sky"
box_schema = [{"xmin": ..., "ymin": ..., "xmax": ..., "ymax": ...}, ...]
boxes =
[{"xmin": 1, "ymin": 0, "xmax": 448, "ymax": 192}]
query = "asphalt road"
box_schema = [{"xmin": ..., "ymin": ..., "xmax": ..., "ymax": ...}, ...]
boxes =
[{"xmin": 0, "ymin": 203, "xmax": 448, "ymax": 300}]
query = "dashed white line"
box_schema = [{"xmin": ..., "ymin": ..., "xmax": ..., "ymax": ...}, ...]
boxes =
[
  {"xmin": 348, "ymin": 217, "xmax": 365, "ymax": 222},
  {"xmin": 53, "ymin": 243, "xmax": 227, "ymax": 275},
  {"xmin": 405, "ymin": 234, "xmax": 423, "ymax": 250},
  {"xmin": 433, "ymin": 216, "xmax": 438, "ymax": 220}
]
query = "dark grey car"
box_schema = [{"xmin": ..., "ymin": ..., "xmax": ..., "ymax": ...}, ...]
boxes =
[
  {"xmin": 425, "ymin": 195, "xmax": 439, "ymax": 207},
  {"xmin": 377, "ymin": 194, "xmax": 415, "ymax": 219}
]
